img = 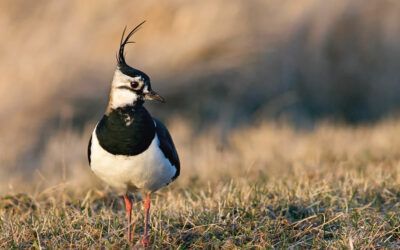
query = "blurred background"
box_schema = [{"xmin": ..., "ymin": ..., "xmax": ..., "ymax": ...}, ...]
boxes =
[{"xmin": 1, "ymin": 0, "xmax": 400, "ymax": 193}]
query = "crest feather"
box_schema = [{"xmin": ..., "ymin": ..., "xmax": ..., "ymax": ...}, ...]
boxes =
[{"xmin": 117, "ymin": 21, "xmax": 146, "ymax": 66}]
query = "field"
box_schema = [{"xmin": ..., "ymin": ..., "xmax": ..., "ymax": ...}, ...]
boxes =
[
  {"xmin": 1, "ymin": 120, "xmax": 399, "ymax": 249},
  {"xmin": 1, "ymin": 0, "xmax": 400, "ymax": 249}
]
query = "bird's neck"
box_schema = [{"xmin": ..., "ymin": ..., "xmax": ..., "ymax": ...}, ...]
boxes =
[
  {"xmin": 106, "ymin": 96, "xmax": 144, "ymax": 115},
  {"xmin": 117, "ymin": 102, "xmax": 145, "ymax": 114},
  {"xmin": 106, "ymin": 84, "xmax": 144, "ymax": 114}
]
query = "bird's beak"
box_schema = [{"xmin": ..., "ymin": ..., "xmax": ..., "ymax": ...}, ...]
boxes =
[{"xmin": 145, "ymin": 90, "xmax": 165, "ymax": 103}]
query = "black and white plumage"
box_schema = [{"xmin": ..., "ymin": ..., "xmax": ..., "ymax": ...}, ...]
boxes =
[{"xmin": 87, "ymin": 22, "xmax": 180, "ymax": 246}]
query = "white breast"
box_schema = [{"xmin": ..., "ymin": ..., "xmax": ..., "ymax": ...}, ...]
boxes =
[{"xmin": 90, "ymin": 127, "xmax": 177, "ymax": 193}]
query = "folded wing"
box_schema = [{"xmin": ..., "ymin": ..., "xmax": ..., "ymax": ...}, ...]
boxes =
[{"xmin": 154, "ymin": 119, "xmax": 180, "ymax": 180}]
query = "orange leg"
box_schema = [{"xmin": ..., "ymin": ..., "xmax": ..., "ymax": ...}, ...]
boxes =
[
  {"xmin": 123, "ymin": 194, "xmax": 133, "ymax": 242},
  {"xmin": 141, "ymin": 193, "xmax": 151, "ymax": 247}
]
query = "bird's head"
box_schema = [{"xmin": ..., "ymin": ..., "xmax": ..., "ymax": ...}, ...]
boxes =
[{"xmin": 108, "ymin": 21, "xmax": 164, "ymax": 110}]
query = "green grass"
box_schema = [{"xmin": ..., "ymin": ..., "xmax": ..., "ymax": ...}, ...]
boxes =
[{"xmin": 1, "ymin": 122, "xmax": 400, "ymax": 248}]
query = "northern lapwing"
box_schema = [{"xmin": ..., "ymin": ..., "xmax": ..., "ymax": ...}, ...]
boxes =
[{"xmin": 87, "ymin": 21, "xmax": 180, "ymax": 247}]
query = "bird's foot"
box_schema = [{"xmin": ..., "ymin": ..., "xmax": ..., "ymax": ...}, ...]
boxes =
[{"xmin": 141, "ymin": 236, "xmax": 149, "ymax": 247}]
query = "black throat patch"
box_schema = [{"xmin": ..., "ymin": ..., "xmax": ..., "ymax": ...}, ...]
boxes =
[{"xmin": 96, "ymin": 105, "xmax": 155, "ymax": 156}]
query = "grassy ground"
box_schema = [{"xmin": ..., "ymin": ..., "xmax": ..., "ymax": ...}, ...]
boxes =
[{"xmin": 1, "ymin": 121, "xmax": 400, "ymax": 249}]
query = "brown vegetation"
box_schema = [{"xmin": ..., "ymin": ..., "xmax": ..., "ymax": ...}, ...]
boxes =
[
  {"xmin": 0, "ymin": 1, "xmax": 400, "ymax": 248},
  {"xmin": 1, "ymin": 120, "xmax": 400, "ymax": 248},
  {"xmin": 1, "ymin": 0, "xmax": 400, "ymax": 184}
]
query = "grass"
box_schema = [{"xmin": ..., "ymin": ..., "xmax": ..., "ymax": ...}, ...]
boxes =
[{"xmin": 1, "ymin": 121, "xmax": 400, "ymax": 248}]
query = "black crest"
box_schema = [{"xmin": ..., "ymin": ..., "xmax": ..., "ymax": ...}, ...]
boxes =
[{"xmin": 117, "ymin": 21, "xmax": 146, "ymax": 76}]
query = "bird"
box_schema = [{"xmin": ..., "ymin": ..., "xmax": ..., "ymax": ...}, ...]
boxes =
[{"xmin": 87, "ymin": 21, "xmax": 180, "ymax": 247}]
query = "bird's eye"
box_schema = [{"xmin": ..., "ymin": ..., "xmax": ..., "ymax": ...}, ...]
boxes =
[{"xmin": 131, "ymin": 81, "xmax": 139, "ymax": 89}]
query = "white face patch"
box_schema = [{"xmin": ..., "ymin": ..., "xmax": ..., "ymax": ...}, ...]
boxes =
[
  {"xmin": 109, "ymin": 87, "xmax": 138, "ymax": 109},
  {"xmin": 109, "ymin": 70, "xmax": 145, "ymax": 109}
]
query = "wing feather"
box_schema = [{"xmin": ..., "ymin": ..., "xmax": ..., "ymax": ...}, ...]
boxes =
[
  {"xmin": 154, "ymin": 119, "xmax": 180, "ymax": 180},
  {"xmin": 87, "ymin": 135, "xmax": 92, "ymax": 165}
]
